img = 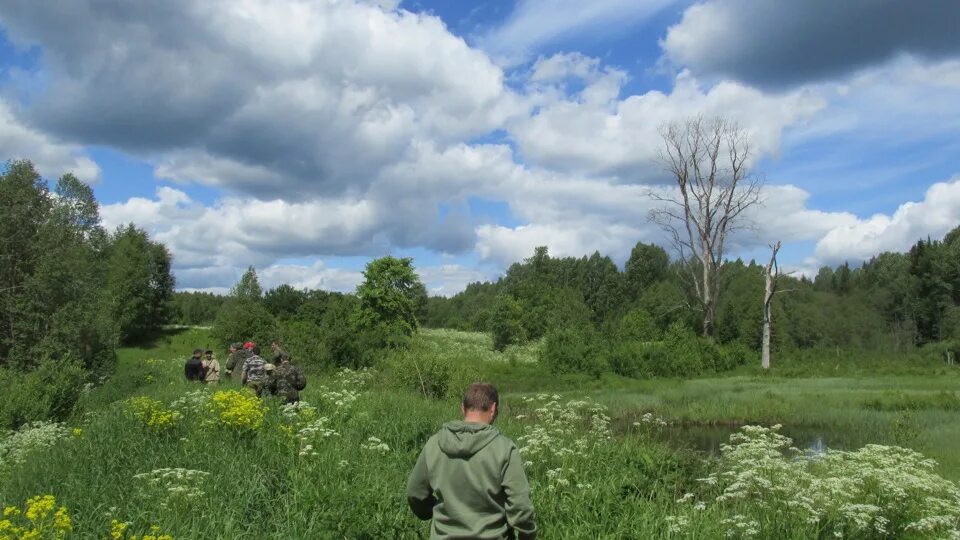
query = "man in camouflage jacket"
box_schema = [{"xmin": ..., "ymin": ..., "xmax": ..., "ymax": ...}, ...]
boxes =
[
  {"xmin": 268, "ymin": 353, "xmax": 306, "ymax": 404},
  {"xmin": 240, "ymin": 345, "xmax": 268, "ymax": 396},
  {"xmin": 224, "ymin": 342, "xmax": 249, "ymax": 380}
]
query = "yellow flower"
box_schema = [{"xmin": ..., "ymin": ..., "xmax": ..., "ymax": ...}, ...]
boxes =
[
  {"xmin": 71, "ymin": 428, "xmax": 83, "ymax": 438},
  {"xmin": 24, "ymin": 495, "xmax": 55, "ymax": 522},
  {"xmin": 53, "ymin": 507, "xmax": 72, "ymax": 534},
  {"xmin": 110, "ymin": 519, "xmax": 129, "ymax": 540},
  {"xmin": 209, "ymin": 390, "xmax": 264, "ymax": 431},
  {"xmin": 125, "ymin": 397, "xmax": 181, "ymax": 432},
  {"xmin": 2, "ymin": 495, "xmax": 72, "ymax": 540}
]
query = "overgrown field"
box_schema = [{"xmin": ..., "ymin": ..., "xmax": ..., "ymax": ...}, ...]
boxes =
[{"xmin": 2, "ymin": 328, "xmax": 960, "ymax": 539}]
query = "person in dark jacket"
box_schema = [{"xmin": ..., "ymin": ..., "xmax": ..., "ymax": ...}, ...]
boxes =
[
  {"xmin": 184, "ymin": 348, "xmax": 205, "ymax": 381},
  {"xmin": 406, "ymin": 383, "xmax": 537, "ymax": 539}
]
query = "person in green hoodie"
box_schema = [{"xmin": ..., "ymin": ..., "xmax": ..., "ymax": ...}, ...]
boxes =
[{"xmin": 406, "ymin": 382, "xmax": 537, "ymax": 539}]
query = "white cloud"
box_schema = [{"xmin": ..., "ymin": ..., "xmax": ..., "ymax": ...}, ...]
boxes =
[
  {"xmin": 510, "ymin": 65, "xmax": 825, "ymax": 177},
  {"xmin": 259, "ymin": 262, "xmax": 363, "ymax": 293},
  {"xmin": 0, "ymin": 98, "xmax": 100, "ymax": 182},
  {"xmin": 478, "ymin": 0, "xmax": 678, "ymax": 64},
  {"xmin": 417, "ymin": 264, "xmax": 493, "ymax": 297},
  {"xmin": 815, "ymin": 177, "xmax": 960, "ymax": 264},
  {"xmin": 0, "ymin": 0, "xmax": 522, "ymax": 198}
]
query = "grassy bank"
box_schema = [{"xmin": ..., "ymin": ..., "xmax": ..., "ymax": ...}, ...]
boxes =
[{"xmin": 2, "ymin": 328, "xmax": 959, "ymax": 538}]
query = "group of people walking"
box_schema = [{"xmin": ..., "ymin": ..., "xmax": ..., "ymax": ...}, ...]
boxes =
[
  {"xmin": 186, "ymin": 345, "xmax": 536, "ymax": 538},
  {"xmin": 184, "ymin": 340, "xmax": 306, "ymax": 403}
]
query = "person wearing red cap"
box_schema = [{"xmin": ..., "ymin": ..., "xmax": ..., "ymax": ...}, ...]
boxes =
[{"xmin": 243, "ymin": 341, "xmax": 255, "ymax": 350}]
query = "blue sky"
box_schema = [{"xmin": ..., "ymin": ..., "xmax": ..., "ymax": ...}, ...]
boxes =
[{"xmin": 1, "ymin": 0, "xmax": 958, "ymax": 295}]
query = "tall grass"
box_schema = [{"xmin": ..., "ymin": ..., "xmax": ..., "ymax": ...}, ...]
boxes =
[{"xmin": 2, "ymin": 328, "xmax": 959, "ymax": 538}]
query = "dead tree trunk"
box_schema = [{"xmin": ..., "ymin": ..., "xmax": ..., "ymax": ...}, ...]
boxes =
[
  {"xmin": 649, "ymin": 116, "xmax": 762, "ymax": 339},
  {"xmin": 762, "ymin": 241, "xmax": 781, "ymax": 370}
]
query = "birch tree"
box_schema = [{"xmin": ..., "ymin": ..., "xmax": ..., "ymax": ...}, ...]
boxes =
[{"xmin": 650, "ymin": 117, "xmax": 762, "ymax": 338}]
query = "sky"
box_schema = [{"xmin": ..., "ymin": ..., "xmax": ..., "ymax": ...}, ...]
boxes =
[{"xmin": 1, "ymin": 0, "xmax": 958, "ymax": 296}]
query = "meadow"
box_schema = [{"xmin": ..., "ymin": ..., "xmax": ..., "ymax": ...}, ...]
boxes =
[{"xmin": 2, "ymin": 327, "xmax": 960, "ymax": 539}]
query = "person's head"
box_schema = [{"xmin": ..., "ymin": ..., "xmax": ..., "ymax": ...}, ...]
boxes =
[
  {"xmin": 265, "ymin": 363, "xmax": 275, "ymax": 374},
  {"xmin": 279, "ymin": 352, "xmax": 291, "ymax": 364},
  {"xmin": 204, "ymin": 350, "xmax": 214, "ymax": 360},
  {"xmin": 251, "ymin": 345, "xmax": 261, "ymax": 356},
  {"xmin": 230, "ymin": 342, "xmax": 242, "ymax": 352},
  {"xmin": 192, "ymin": 348, "xmax": 203, "ymax": 359},
  {"xmin": 271, "ymin": 340, "xmax": 280, "ymax": 351},
  {"xmin": 243, "ymin": 341, "xmax": 255, "ymax": 351},
  {"xmin": 460, "ymin": 383, "xmax": 499, "ymax": 425}
]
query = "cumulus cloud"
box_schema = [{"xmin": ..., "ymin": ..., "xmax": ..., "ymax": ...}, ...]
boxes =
[
  {"xmin": 510, "ymin": 64, "xmax": 825, "ymax": 178},
  {"xmin": 0, "ymin": 98, "xmax": 100, "ymax": 182},
  {"xmin": 478, "ymin": 0, "xmax": 678, "ymax": 64},
  {"xmin": 815, "ymin": 177, "xmax": 960, "ymax": 264},
  {"xmin": 662, "ymin": 0, "xmax": 960, "ymax": 88},
  {"xmin": 0, "ymin": 0, "xmax": 521, "ymax": 198}
]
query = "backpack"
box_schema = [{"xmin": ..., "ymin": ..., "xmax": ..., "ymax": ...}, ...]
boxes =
[{"xmin": 292, "ymin": 367, "xmax": 307, "ymax": 391}]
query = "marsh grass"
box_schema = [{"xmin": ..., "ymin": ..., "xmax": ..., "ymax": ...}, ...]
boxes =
[{"xmin": 2, "ymin": 328, "xmax": 959, "ymax": 538}]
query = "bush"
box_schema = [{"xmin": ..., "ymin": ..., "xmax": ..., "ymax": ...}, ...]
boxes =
[
  {"xmin": 383, "ymin": 337, "xmax": 479, "ymax": 399},
  {"xmin": 0, "ymin": 360, "xmax": 88, "ymax": 429},
  {"xmin": 491, "ymin": 294, "xmax": 525, "ymax": 352},
  {"xmin": 211, "ymin": 299, "xmax": 276, "ymax": 349},
  {"xmin": 616, "ymin": 308, "xmax": 661, "ymax": 342},
  {"xmin": 608, "ymin": 340, "xmax": 652, "ymax": 378},
  {"xmin": 662, "ymin": 321, "xmax": 704, "ymax": 377},
  {"xmin": 539, "ymin": 326, "xmax": 606, "ymax": 378}
]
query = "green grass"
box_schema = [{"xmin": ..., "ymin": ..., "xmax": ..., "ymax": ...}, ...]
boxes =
[{"xmin": 3, "ymin": 328, "xmax": 960, "ymax": 538}]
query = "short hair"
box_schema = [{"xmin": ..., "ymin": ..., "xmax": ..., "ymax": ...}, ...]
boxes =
[
  {"xmin": 462, "ymin": 383, "xmax": 499, "ymax": 412},
  {"xmin": 251, "ymin": 345, "xmax": 261, "ymax": 355}
]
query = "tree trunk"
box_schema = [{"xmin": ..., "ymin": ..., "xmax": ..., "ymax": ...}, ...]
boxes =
[{"xmin": 762, "ymin": 242, "xmax": 781, "ymax": 370}]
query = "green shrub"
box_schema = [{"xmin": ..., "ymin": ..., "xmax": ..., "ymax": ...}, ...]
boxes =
[
  {"xmin": 0, "ymin": 360, "xmax": 87, "ymax": 429},
  {"xmin": 211, "ymin": 299, "xmax": 277, "ymax": 349},
  {"xmin": 539, "ymin": 326, "xmax": 606, "ymax": 378},
  {"xmin": 616, "ymin": 308, "xmax": 661, "ymax": 342},
  {"xmin": 491, "ymin": 294, "xmax": 524, "ymax": 352},
  {"xmin": 608, "ymin": 340, "xmax": 653, "ymax": 378},
  {"xmin": 383, "ymin": 338, "xmax": 479, "ymax": 399},
  {"xmin": 662, "ymin": 321, "xmax": 704, "ymax": 377}
]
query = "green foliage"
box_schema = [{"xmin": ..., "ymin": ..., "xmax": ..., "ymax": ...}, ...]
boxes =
[
  {"xmin": 539, "ymin": 326, "xmax": 607, "ymax": 378},
  {"xmin": 354, "ymin": 256, "xmax": 424, "ymax": 346},
  {"xmin": 490, "ymin": 294, "xmax": 524, "ymax": 351},
  {"xmin": 0, "ymin": 360, "xmax": 87, "ymax": 429},
  {"xmin": 616, "ymin": 308, "xmax": 661, "ymax": 342},
  {"xmin": 102, "ymin": 224, "xmax": 175, "ymax": 342},
  {"xmin": 383, "ymin": 336, "xmax": 480, "ymax": 399},
  {"xmin": 211, "ymin": 299, "xmax": 276, "ymax": 350},
  {"xmin": 231, "ymin": 266, "xmax": 263, "ymax": 302},
  {"xmin": 624, "ymin": 242, "xmax": 669, "ymax": 300},
  {"xmin": 169, "ymin": 291, "xmax": 225, "ymax": 325},
  {"xmin": 263, "ymin": 284, "xmax": 306, "ymax": 319}
]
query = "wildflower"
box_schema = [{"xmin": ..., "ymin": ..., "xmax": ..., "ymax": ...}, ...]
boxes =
[
  {"xmin": 71, "ymin": 428, "xmax": 83, "ymax": 438},
  {"xmin": 134, "ymin": 468, "xmax": 209, "ymax": 509},
  {"xmin": 208, "ymin": 390, "xmax": 265, "ymax": 431},
  {"xmin": 125, "ymin": 397, "xmax": 182, "ymax": 432},
  {"xmin": 0, "ymin": 495, "xmax": 72, "ymax": 539},
  {"xmin": 0, "ymin": 421, "xmax": 71, "ymax": 469},
  {"xmin": 361, "ymin": 436, "xmax": 390, "ymax": 454}
]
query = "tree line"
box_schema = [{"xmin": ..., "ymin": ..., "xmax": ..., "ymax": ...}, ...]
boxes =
[{"xmin": 0, "ymin": 160, "xmax": 174, "ymax": 428}]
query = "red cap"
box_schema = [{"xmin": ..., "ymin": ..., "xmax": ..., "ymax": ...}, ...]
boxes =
[{"xmin": 243, "ymin": 341, "xmax": 255, "ymax": 350}]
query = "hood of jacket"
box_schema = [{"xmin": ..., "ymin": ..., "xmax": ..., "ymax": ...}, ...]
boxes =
[{"xmin": 437, "ymin": 421, "xmax": 500, "ymax": 458}]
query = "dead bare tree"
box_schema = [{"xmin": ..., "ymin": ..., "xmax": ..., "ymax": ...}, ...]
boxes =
[
  {"xmin": 650, "ymin": 116, "xmax": 762, "ymax": 338},
  {"xmin": 762, "ymin": 241, "xmax": 782, "ymax": 370}
]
